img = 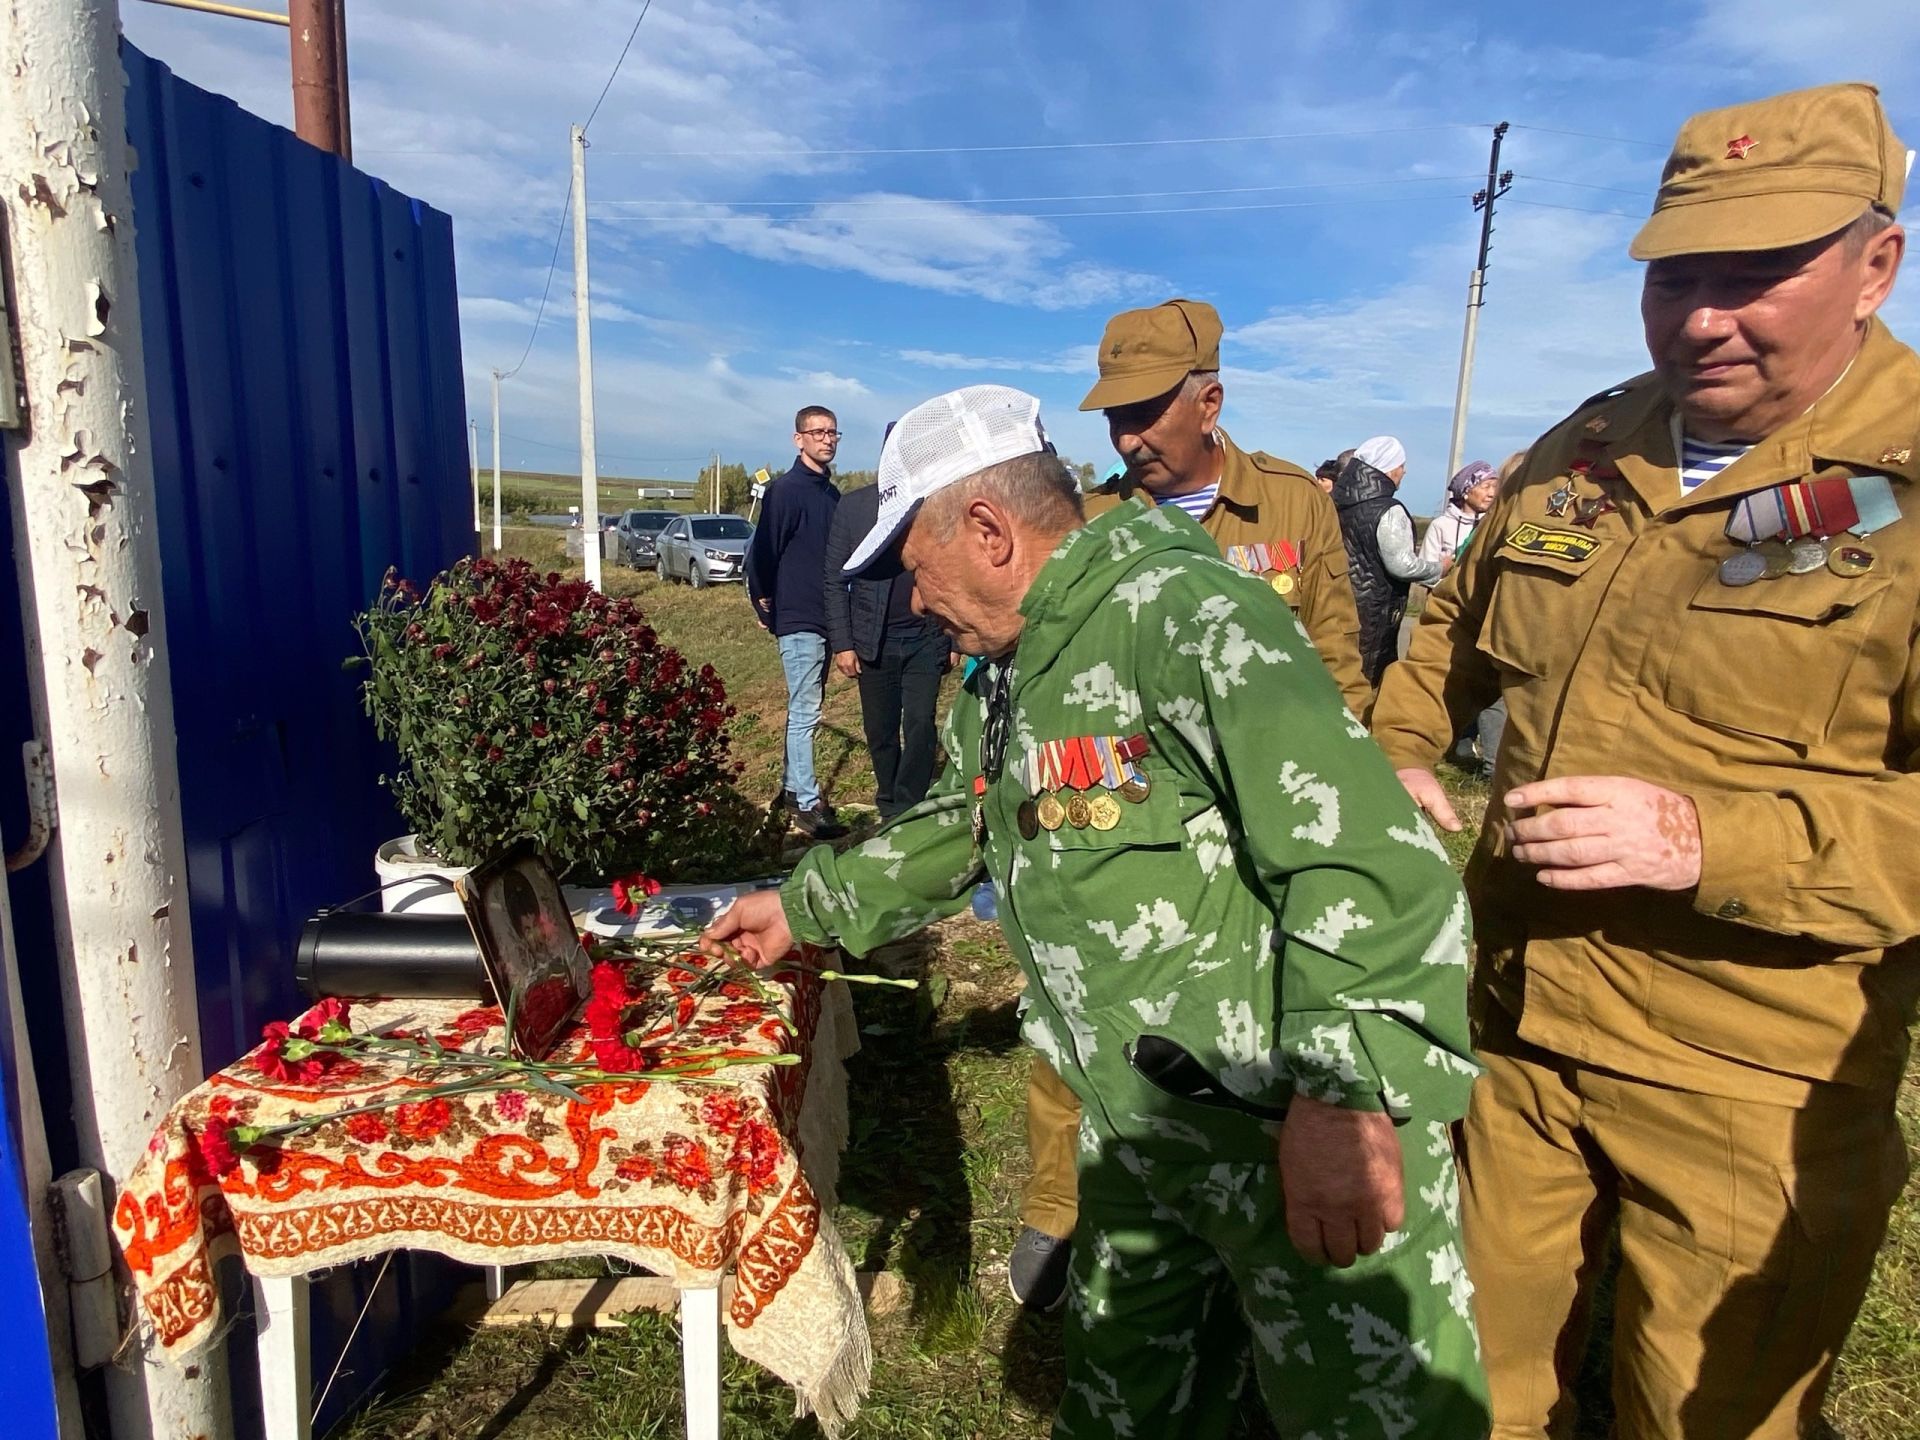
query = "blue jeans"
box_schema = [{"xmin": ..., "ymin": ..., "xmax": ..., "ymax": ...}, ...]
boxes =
[{"xmin": 776, "ymin": 632, "xmax": 827, "ymax": 810}]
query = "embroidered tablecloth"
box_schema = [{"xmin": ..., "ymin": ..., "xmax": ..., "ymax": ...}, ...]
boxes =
[{"xmin": 113, "ymin": 961, "xmax": 868, "ymax": 1434}]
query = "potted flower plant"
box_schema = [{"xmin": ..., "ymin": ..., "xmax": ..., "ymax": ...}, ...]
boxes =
[{"xmin": 351, "ymin": 557, "xmax": 744, "ymax": 892}]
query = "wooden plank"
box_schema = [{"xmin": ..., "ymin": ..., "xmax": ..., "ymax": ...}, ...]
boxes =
[{"xmin": 474, "ymin": 1271, "xmax": 904, "ymax": 1329}]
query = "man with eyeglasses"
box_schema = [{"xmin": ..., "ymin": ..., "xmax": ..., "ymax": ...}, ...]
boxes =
[
  {"xmin": 744, "ymin": 404, "xmax": 849, "ymax": 839},
  {"xmin": 708, "ymin": 384, "xmax": 1487, "ymax": 1439}
]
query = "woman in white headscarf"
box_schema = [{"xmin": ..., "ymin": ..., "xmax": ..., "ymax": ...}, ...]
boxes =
[{"xmin": 1331, "ymin": 435, "xmax": 1437, "ymax": 688}]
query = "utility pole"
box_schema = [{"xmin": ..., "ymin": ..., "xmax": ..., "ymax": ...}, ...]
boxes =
[
  {"xmin": 468, "ymin": 418, "xmax": 480, "ymax": 536},
  {"xmin": 288, "ymin": 0, "xmax": 349, "ymax": 157},
  {"xmin": 1, "ymin": 1, "xmax": 232, "ymax": 1435},
  {"xmin": 569, "ymin": 125, "xmax": 602, "ymax": 590},
  {"xmin": 1444, "ymin": 121, "xmax": 1513, "ymax": 480},
  {"xmin": 489, "ymin": 370, "xmax": 503, "ymax": 553}
]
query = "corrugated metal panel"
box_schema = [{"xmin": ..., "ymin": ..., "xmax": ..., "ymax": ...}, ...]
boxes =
[{"xmin": 121, "ymin": 42, "xmax": 473, "ymax": 1434}]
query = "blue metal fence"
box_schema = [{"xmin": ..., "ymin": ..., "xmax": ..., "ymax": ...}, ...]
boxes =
[{"xmin": 116, "ymin": 42, "xmax": 472, "ymax": 1434}]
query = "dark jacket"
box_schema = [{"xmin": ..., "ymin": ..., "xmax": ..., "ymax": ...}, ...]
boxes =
[
  {"xmin": 820, "ymin": 484, "xmax": 937, "ymax": 663},
  {"xmin": 1331, "ymin": 456, "xmax": 1412, "ymax": 686},
  {"xmin": 744, "ymin": 459, "xmax": 839, "ymax": 637}
]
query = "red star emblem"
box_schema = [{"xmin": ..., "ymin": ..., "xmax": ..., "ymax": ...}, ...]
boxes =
[{"xmin": 1726, "ymin": 134, "xmax": 1757, "ymax": 160}]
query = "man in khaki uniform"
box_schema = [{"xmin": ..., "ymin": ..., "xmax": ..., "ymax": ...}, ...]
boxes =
[
  {"xmin": 1371, "ymin": 83, "xmax": 1917, "ymax": 1437},
  {"xmin": 1008, "ymin": 297, "xmax": 1374, "ymax": 1309}
]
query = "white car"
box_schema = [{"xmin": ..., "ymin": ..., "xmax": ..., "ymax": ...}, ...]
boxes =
[{"xmin": 654, "ymin": 513, "xmax": 753, "ymax": 587}]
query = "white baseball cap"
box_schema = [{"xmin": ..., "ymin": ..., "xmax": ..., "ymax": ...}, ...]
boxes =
[{"xmin": 841, "ymin": 385, "xmax": 1052, "ymax": 577}]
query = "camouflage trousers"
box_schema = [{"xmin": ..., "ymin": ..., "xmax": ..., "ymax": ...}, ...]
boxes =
[{"xmin": 1055, "ymin": 1111, "xmax": 1489, "ymax": 1439}]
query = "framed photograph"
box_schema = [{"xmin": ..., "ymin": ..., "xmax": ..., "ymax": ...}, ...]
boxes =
[{"xmin": 454, "ymin": 841, "xmax": 591, "ymax": 1059}]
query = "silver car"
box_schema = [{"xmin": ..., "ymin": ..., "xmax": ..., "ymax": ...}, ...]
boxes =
[{"xmin": 654, "ymin": 513, "xmax": 753, "ymax": 587}]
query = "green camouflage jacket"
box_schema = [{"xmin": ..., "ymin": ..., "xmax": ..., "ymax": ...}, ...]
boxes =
[{"xmin": 783, "ymin": 500, "xmax": 1477, "ymax": 1158}]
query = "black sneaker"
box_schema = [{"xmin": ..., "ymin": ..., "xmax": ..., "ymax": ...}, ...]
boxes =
[
  {"xmin": 1008, "ymin": 1226, "xmax": 1070, "ymax": 1311},
  {"xmin": 793, "ymin": 803, "xmax": 848, "ymax": 840}
]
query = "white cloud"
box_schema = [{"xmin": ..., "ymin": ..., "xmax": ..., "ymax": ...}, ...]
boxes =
[
  {"xmin": 640, "ymin": 196, "xmax": 1166, "ymax": 310},
  {"xmin": 897, "ymin": 345, "xmax": 1096, "ymax": 374}
]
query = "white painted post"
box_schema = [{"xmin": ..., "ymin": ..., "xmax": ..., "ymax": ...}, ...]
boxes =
[
  {"xmin": 569, "ymin": 124, "xmax": 601, "ymax": 590},
  {"xmin": 253, "ymin": 1275, "xmax": 313, "ymax": 1440},
  {"xmin": 680, "ymin": 1284, "xmax": 723, "ymax": 1440},
  {"xmin": 468, "ymin": 417, "xmax": 480, "ymax": 535},
  {"xmin": 489, "ymin": 368, "xmax": 502, "ymax": 554},
  {"xmin": 0, "ymin": 2, "xmax": 233, "ymax": 1436}
]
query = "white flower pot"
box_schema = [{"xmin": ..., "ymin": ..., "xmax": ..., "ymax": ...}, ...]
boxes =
[{"xmin": 374, "ymin": 834, "xmax": 471, "ymax": 915}]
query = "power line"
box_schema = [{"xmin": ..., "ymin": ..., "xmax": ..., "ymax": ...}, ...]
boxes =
[
  {"xmin": 498, "ymin": 182, "xmax": 573, "ymax": 379},
  {"xmin": 589, "ymin": 174, "xmax": 1485, "ymax": 209},
  {"xmin": 479, "ymin": 425, "xmax": 709, "ymax": 467},
  {"xmin": 1514, "ymin": 173, "xmax": 1646, "ymax": 197},
  {"xmin": 497, "ymin": 0, "xmax": 655, "ymax": 377},
  {"xmin": 1508, "ymin": 123, "xmax": 1666, "ymax": 149},
  {"xmin": 582, "ymin": 0, "xmax": 653, "ymax": 137},
  {"xmin": 1506, "ymin": 197, "xmax": 1639, "ymax": 219},
  {"xmin": 586, "ymin": 191, "xmax": 1476, "ymax": 223},
  {"xmin": 587, "ymin": 122, "xmax": 1488, "ymax": 159}
]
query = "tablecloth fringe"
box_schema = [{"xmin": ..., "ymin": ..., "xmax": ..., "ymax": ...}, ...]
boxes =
[{"xmin": 792, "ymin": 1313, "xmax": 872, "ymax": 1440}]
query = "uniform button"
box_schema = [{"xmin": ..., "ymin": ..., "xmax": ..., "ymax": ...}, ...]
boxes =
[{"xmin": 1716, "ymin": 898, "xmax": 1747, "ymax": 920}]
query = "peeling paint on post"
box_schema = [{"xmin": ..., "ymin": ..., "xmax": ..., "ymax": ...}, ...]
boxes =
[{"xmin": 1, "ymin": 2, "xmax": 233, "ymax": 1437}]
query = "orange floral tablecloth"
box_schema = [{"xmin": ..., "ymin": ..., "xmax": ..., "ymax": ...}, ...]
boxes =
[{"xmin": 114, "ymin": 961, "xmax": 868, "ymax": 1434}]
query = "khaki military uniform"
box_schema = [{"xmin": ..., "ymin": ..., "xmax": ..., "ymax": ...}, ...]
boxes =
[
  {"xmin": 1371, "ymin": 317, "xmax": 1920, "ymax": 1437},
  {"xmin": 1019, "ymin": 430, "xmax": 1374, "ymax": 1244},
  {"xmin": 1084, "ymin": 432, "xmax": 1372, "ymax": 718}
]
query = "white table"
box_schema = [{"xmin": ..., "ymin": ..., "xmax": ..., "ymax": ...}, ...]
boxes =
[{"xmin": 253, "ymin": 1270, "xmax": 726, "ymax": 1439}]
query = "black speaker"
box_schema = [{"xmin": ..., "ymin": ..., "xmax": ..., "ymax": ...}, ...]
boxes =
[{"xmin": 294, "ymin": 910, "xmax": 490, "ymax": 1000}]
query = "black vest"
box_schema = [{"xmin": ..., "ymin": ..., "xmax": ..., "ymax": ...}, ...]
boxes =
[{"xmin": 1331, "ymin": 458, "xmax": 1411, "ymax": 686}]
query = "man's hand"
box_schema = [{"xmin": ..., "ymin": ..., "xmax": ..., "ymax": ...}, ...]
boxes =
[
  {"xmin": 1396, "ymin": 767, "xmax": 1462, "ymax": 832},
  {"xmin": 1505, "ymin": 775, "xmax": 1701, "ymax": 891},
  {"xmin": 1277, "ymin": 1097, "xmax": 1404, "ymax": 1268},
  {"xmin": 699, "ymin": 891, "xmax": 795, "ymax": 969},
  {"xmin": 833, "ymin": 650, "xmax": 861, "ymax": 680}
]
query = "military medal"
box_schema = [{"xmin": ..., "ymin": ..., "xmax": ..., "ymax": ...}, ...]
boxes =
[
  {"xmin": 971, "ymin": 776, "xmax": 988, "ymax": 845},
  {"xmin": 1786, "ymin": 537, "xmax": 1829, "ymax": 574},
  {"xmin": 1753, "ymin": 538, "xmax": 1793, "ymax": 579},
  {"xmin": 1546, "ymin": 483, "xmax": 1575, "ymax": 519},
  {"xmin": 1718, "ymin": 549, "xmax": 1769, "ymax": 587},
  {"xmin": 1270, "ymin": 572, "xmax": 1295, "ymax": 596},
  {"xmin": 1087, "ymin": 792, "xmax": 1122, "ymax": 830},
  {"xmin": 1016, "ymin": 798, "xmax": 1040, "ymax": 840},
  {"xmin": 1116, "ymin": 732, "xmax": 1151, "ymax": 802},
  {"xmin": 1036, "ymin": 792, "xmax": 1066, "ymax": 830},
  {"xmin": 1827, "ymin": 542, "xmax": 1876, "ymax": 577},
  {"xmin": 1065, "ymin": 793, "xmax": 1092, "ymax": 830}
]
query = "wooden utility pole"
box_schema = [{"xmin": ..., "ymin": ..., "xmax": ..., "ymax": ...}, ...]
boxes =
[
  {"xmin": 288, "ymin": 0, "xmax": 349, "ymax": 157},
  {"xmin": 570, "ymin": 124, "xmax": 602, "ymax": 590}
]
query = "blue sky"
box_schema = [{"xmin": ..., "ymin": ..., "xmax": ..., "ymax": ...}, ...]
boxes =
[{"xmin": 123, "ymin": 0, "xmax": 1920, "ymax": 513}]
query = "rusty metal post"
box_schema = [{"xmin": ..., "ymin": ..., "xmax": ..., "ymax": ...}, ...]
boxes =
[
  {"xmin": 288, "ymin": 0, "xmax": 345, "ymax": 156},
  {"xmin": 330, "ymin": 0, "xmax": 352, "ymax": 163},
  {"xmin": 0, "ymin": 0, "xmax": 233, "ymax": 1434}
]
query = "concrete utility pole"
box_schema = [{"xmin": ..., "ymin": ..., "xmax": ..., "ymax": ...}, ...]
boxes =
[
  {"xmin": 1444, "ymin": 121, "xmax": 1513, "ymax": 480},
  {"xmin": 0, "ymin": 1, "xmax": 233, "ymax": 1436},
  {"xmin": 489, "ymin": 370, "xmax": 503, "ymax": 553},
  {"xmin": 468, "ymin": 418, "xmax": 480, "ymax": 535},
  {"xmin": 288, "ymin": 0, "xmax": 349, "ymax": 157},
  {"xmin": 569, "ymin": 125, "xmax": 602, "ymax": 590}
]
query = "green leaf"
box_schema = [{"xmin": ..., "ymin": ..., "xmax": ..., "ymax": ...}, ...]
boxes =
[{"xmin": 572, "ymin": 796, "xmax": 590, "ymax": 820}]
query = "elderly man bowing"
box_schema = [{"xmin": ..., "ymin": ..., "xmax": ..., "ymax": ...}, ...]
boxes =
[
  {"xmin": 708, "ymin": 384, "xmax": 1486, "ymax": 1439},
  {"xmin": 1372, "ymin": 83, "xmax": 1919, "ymax": 1438}
]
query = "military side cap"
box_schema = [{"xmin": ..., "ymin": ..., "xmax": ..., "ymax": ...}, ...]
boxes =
[
  {"xmin": 1630, "ymin": 83, "xmax": 1908, "ymax": 261},
  {"xmin": 1079, "ymin": 298, "xmax": 1223, "ymax": 411}
]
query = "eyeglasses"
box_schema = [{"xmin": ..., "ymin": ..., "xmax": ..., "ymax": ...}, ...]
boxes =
[{"xmin": 799, "ymin": 428, "xmax": 842, "ymax": 440}]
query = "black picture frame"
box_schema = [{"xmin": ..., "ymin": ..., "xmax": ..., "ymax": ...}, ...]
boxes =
[{"xmin": 454, "ymin": 841, "xmax": 590, "ymax": 1059}]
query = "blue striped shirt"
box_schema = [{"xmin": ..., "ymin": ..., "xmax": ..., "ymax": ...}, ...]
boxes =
[
  {"xmin": 1162, "ymin": 482, "xmax": 1219, "ymax": 521},
  {"xmin": 1679, "ymin": 434, "xmax": 1752, "ymax": 493}
]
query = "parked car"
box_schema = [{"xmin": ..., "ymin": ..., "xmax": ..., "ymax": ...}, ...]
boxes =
[
  {"xmin": 654, "ymin": 513, "xmax": 753, "ymax": 588},
  {"xmin": 614, "ymin": 509, "xmax": 676, "ymax": 569}
]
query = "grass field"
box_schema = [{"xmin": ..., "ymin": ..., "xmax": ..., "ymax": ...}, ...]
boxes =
[{"xmin": 334, "ymin": 529, "xmax": 1919, "ymax": 1439}]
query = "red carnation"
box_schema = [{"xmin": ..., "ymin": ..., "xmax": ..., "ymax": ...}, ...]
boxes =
[{"xmin": 610, "ymin": 873, "xmax": 660, "ymax": 917}]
